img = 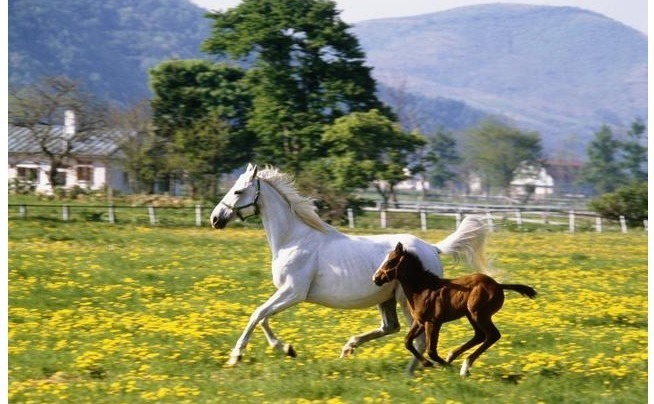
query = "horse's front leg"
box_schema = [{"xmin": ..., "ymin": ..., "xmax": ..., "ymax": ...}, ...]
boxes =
[
  {"xmin": 405, "ymin": 321, "xmax": 432, "ymax": 368},
  {"xmin": 398, "ymin": 294, "xmax": 427, "ymax": 374},
  {"xmin": 340, "ymin": 297, "xmax": 400, "ymax": 357},
  {"xmin": 259, "ymin": 317, "xmax": 296, "ymax": 358},
  {"xmin": 227, "ymin": 286, "xmax": 303, "ymax": 366},
  {"xmin": 425, "ymin": 321, "xmax": 448, "ymax": 366}
]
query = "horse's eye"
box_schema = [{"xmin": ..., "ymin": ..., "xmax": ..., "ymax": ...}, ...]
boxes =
[{"xmin": 234, "ymin": 190, "xmax": 243, "ymax": 195}]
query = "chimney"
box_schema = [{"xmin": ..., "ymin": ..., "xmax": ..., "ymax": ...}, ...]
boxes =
[{"xmin": 64, "ymin": 110, "xmax": 76, "ymax": 138}]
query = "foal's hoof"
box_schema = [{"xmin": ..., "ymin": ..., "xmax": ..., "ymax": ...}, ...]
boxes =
[
  {"xmin": 284, "ymin": 344, "xmax": 297, "ymax": 358},
  {"xmin": 225, "ymin": 355, "xmax": 242, "ymax": 366}
]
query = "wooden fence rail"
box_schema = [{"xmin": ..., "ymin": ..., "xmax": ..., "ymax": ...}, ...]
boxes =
[{"xmin": 8, "ymin": 203, "xmax": 646, "ymax": 233}]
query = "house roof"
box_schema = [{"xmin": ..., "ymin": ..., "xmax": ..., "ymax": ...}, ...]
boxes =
[{"xmin": 8, "ymin": 125, "xmax": 124, "ymax": 157}]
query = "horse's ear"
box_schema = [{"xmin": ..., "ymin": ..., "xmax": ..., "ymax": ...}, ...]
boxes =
[
  {"xmin": 246, "ymin": 163, "xmax": 258, "ymax": 179},
  {"xmin": 395, "ymin": 242, "xmax": 403, "ymax": 254}
]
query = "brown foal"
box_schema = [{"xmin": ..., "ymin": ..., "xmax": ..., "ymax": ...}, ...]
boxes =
[{"xmin": 373, "ymin": 242, "xmax": 537, "ymax": 376}]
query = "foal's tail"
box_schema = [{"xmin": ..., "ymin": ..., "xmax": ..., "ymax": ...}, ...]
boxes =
[
  {"xmin": 435, "ymin": 215, "xmax": 488, "ymax": 272},
  {"xmin": 500, "ymin": 284, "xmax": 537, "ymax": 299}
]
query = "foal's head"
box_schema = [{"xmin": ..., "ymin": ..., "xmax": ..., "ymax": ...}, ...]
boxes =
[{"xmin": 373, "ymin": 242, "xmax": 410, "ymax": 286}]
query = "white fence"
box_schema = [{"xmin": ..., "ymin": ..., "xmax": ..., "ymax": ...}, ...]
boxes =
[
  {"xmin": 8, "ymin": 202, "xmax": 647, "ymax": 233},
  {"xmin": 348, "ymin": 201, "xmax": 647, "ymax": 233}
]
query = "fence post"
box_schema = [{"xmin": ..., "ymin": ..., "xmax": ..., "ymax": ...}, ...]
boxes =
[
  {"xmin": 486, "ymin": 212, "xmax": 494, "ymax": 232},
  {"xmin": 455, "ymin": 212, "xmax": 462, "ymax": 229},
  {"xmin": 619, "ymin": 215, "xmax": 627, "ymax": 233},
  {"xmin": 347, "ymin": 208, "xmax": 355, "ymax": 229},
  {"xmin": 108, "ymin": 204, "xmax": 115, "ymax": 224},
  {"xmin": 19, "ymin": 204, "xmax": 26, "ymax": 218},
  {"xmin": 420, "ymin": 210, "xmax": 427, "ymax": 231},
  {"xmin": 195, "ymin": 204, "xmax": 202, "ymax": 227},
  {"xmin": 380, "ymin": 208, "xmax": 387, "ymax": 229},
  {"xmin": 595, "ymin": 215, "xmax": 602, "ymax": 233},
  {"xmin": 515, "ymin": 210, "xmax": 523, "ymax": 229},
  {"xmin": 568, "ymin": 210, "xmax": 575, "ymax": 234},
  {"xmin": 644, "ymin": 219, "xmax": 648, "ymax": 231},
  {"xmin": 148, "ymin": 205, "xmax": 157, "ymax": 225},
  {"xmin": 62, "ymin": 205, "xmax": 70, "ymax": 221},
  {"xmin": 541, "ymin": 212, "xmax": 548, "ymax": 225}
]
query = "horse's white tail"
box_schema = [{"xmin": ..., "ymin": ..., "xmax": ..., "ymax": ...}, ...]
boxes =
[{"xmin": 435, "ymin": 215, "xmax": 488, "ymax": 272}]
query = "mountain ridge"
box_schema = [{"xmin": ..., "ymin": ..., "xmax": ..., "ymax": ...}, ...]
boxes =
[
  {"xmin": 8, "ymin": 1, "xmax": 647, "ymax": 156},
  {"xmin": 352, "ymin": 4, "xmax": 647, "ymax": 155}
]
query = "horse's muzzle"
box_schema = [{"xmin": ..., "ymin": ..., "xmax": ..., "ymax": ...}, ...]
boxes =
[{"xmin": 211, "ymin": 212, "xmax": 230, "ymax": 229}]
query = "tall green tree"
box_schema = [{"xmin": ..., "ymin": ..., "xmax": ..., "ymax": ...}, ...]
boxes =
[
  {"xmin": 620, "ymin": 118, "xmax": 647, "ymax": 183},
  {"xmin": 201, "ymin": 0, "xmax": 390, "ymax": 172},
  {"xmin": 320, "ymin": 109, "xmax": 426, "ymax": 206},
  {"xmin": 581, "ymin": 120, "xmax": 647, "ymax": 194},
  {"xmin": 463, "ymin": 120, "xmax": 543, "ymax": 196},
  {"xmin": 424, "ymin": 128, "xmax": 461, "ymax": 192},
  {"xmin": 149, "ymin": 59, "xmax": 253, "ymax": 195}
]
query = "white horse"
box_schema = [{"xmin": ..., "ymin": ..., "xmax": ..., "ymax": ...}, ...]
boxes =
[{"xmin": 210, "ymin": 164, "xmax": 488, "ymax": 372}]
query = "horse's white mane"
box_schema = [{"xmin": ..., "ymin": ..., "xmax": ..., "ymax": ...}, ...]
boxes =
[{"xmin": 257, "ymin": 166, "xmax": 328, "ymax": 232}]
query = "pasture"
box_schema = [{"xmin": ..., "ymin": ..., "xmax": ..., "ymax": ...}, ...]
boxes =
[{"xmin": 8, "ymin": 219, "xmax": 647, "ymax": 402}]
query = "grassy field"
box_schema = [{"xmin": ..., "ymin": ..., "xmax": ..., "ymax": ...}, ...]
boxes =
[{"xmin": 8, "ymin": 218, "xmax": 648, "ymax": 403}]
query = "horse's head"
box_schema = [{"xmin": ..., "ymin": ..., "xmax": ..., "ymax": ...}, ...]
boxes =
[
  {"xmin": 373, "ymin": 242, "xmax": 407, "ymax": 286},
  {"xmin": 211, "ymin": 163, "xmax": 261, "ymax": 229}
]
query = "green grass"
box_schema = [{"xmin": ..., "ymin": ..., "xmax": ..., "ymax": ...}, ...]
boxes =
[{"xmin": 8, "ymin": 219, "xmax": 648, "ymax": 403}]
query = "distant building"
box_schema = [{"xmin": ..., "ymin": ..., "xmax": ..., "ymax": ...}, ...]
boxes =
[{"xmin": 8, "ymin": 120, "xmax": 129, "ymax": 194}]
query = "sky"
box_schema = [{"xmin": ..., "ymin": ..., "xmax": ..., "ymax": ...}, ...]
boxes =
[{"xmin": 190, "ymin": 0, "xmax": 648, "ymax": 35}]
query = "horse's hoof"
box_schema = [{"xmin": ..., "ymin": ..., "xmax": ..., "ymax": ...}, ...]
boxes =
[
  {"xmin": 423, "ymin": 361, "xmax": 434, "ymax": 368},
  {"xmin": 340, "ymin": 347, "xmax": 355, "ymax": 358},
  {"xmin": 283, "ymin": 344, "xmax": 297, "ymax": 358},
  {"xmin": 225, "ymin": 355, "xmax": 242, "ymax": 366}
]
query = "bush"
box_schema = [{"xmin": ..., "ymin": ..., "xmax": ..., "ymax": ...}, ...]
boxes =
[{"xmin": 588, "ymin": 182, "xmax": 647, "ymax": 226}]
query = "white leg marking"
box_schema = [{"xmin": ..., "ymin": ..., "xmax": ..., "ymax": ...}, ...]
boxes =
[{"xmin": 460, "ymin": 358, "xmax": 471, "ymax": 377}]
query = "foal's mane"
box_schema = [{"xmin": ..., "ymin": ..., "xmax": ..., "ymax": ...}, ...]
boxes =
[
  {"xmin": 257, "ymin": 166, "xmax": 328, "ymax": 232},
  {"xmin": 403, "ymin": 250, "xmax": 446, "ymax": 285}
]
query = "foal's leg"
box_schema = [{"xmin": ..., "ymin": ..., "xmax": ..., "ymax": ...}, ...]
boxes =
[
  {"xmin": 460, "ymin": 318, "xmax": 501, "ymax": 377},
  {"xmin": 446, "ymin": 314, "xmax": 485, "ymax": 364},
  {"xmin": 340, "ymin": 297, "xmax": 400, "ymax": 357},
  {"xmin": 398, "ymin": 295, "xmax": 427, "ymax": 374},
  {"xmin": 425, "ymin": 321, "xmax": 448, "ymax": 366},
  {"xmin": 405, "ymin": 321, "xmax": 432, "ymax": 368}
]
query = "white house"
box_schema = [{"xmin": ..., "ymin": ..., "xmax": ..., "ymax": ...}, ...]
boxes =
[{"xmin": 8, "ymin": 113, "xmax": 130, "ymax": 194}]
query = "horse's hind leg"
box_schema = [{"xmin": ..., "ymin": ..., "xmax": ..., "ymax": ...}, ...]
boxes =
[
  {"xmin": 460, "ymin": 318, "xmax": 501, "ymax": 377},
  {"xmin": 340, "ymin": 297, "xmax": 400, "ymax": 358},
  {"xmin": 260, "ymin": 317, "xmax": 296, "ymax": 357},
  {"xmin": 446, "ymin": 314, "xmax": 484, "ymax": 364}
]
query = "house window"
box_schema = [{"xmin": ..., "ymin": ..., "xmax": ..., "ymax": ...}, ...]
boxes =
[
  {"xmin": 17, "ymin": 166, "xmax": 38, "ymax": 183},
  {"xmin": 54, "ymin": 168, "xmax": 68, "ymax": 186},
  {"xmin": 76, "ymin": 160, "xmax": 93, "ymax": 183}
]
